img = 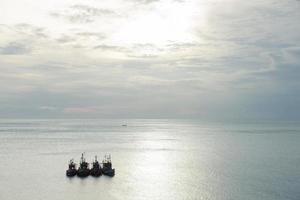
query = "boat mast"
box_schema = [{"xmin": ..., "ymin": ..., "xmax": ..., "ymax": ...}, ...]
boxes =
[{"xmin": 81, "ymin": 153, "xmax": 85, "ymax": 163}]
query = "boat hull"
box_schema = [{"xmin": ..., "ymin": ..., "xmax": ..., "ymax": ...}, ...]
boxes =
[
  {"xmin": 66, "ymin": 169, "xmax": 77, "ymax": 177},
  {"xmin": 90, "ymin": 168, "xmax": 102, "ymax": 177},
  {"xmin": 77, "ymin": 169, "xmax": 90, "ymax": 177},
  {"xmin": 103, "ymin": 168, "xmax": 115, "ymax": 177}
]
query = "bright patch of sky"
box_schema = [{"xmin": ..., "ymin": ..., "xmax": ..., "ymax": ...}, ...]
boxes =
[{"xmin": 0, "ymin": 0, "xmax": 300, "ymax": 120}]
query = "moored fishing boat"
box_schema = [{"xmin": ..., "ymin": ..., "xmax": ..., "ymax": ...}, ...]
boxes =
[
  {"xmin": 77, "ymin": 153, "xmax": 90, "ymax": 177},
  {"xmin": 90, "ymin": 156, "xmax": 102, "ymax": 177},
  {"xmin": 66, "ymin": 159, "xmax": 77, "ymax": 177},
  {"xmin": 102, "ymin": 154, "xmax": 115, "ymax": 177}
]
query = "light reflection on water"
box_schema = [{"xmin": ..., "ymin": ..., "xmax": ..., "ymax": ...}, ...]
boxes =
[{"xmin": 0, "ymin": 119, "xmax": 299, "ymax": 200}]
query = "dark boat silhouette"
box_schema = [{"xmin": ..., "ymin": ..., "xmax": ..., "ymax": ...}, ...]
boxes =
[
  {"xmin": 102, "ymin": 154, "xmax": 115, "ymax": 177},
  {"xmin": 90, "ymin": 156, "xmax": 102, "ymax": 177},
  {"xmin": 66, "ymin": 159, "xmax": 77, "ymax": 177},
  {"xmin": 77, "ymin": 153, "xmax": 90, "ymax": 177}
]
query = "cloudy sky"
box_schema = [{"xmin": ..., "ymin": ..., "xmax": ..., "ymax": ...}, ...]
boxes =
[{"xmin": 0, "ymin": 0, "xmax": 300, "ymax": 120}]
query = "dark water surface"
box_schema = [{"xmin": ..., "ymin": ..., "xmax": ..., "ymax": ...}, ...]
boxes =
[{"xmin": 0, "ymin": 119, "xmax": 299, "ymax": 200}]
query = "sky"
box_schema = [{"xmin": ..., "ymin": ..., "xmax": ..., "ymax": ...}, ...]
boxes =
[{"xmin": 0, "ymin": 0, "xmax": 300, "ymax": 120}]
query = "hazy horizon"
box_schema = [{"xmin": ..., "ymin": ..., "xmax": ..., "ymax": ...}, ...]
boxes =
[{"xmin": 1, "ymin": 0, "xmax": 300, "ymax": 120}]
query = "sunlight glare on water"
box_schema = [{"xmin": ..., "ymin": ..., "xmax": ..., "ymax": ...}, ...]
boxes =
[{"xmin": 0, "ymin": 119, "xmax": 299, "ymax": 200}]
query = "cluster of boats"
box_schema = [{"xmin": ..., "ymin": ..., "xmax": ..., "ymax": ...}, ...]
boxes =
[{"xmin": 66, "ymin": 153, "xmax": 115, "ymax": 177}]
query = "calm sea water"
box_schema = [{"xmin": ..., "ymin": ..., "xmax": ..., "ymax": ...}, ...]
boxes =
[{"xmin": 0, "ymin": 119, "xmax": 299, "ymax": 200}]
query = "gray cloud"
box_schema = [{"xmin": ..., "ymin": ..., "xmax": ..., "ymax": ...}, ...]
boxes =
[
  {"xmin": 93, "ymin": 44, "xmax": 130, "ymax": 52},
  {"xmin": 76, "ymin": 32, "xmax": 106, "ymax": 40},
  {"xmin": 51, "ymin": 4, "xmax": 117, "ymax": 23},
  {"xmin": 129, "ymin": 0, "xmax": 185, "ymax": 5},
  {"xmin": 0, "ymin": 24, "xmax": 50, "ymax": 55},
  {"xmin": 126, "ymin": 54, "xmax": 158, "ymax": 59},
  {"xmin": 254, "ymin": 47, "xmax": 300, "ymax": 84},
  {"xmin": 56, "ymin": 35, "xmax": 74, "ymax": 43},
  {"xmin": 54, "ymin": 31, "xmax": 106, "ymax": 47},
  {"xmin": 70, "ymin": 4, "xmax": 115, "ymax": 15},
  {"xmin": 0, "ymin": 23, "xmax": 48, "ymax": 39},
  {"xmin": 131, "ymin": 0, "xmax": 160, "ymax": 4},
  {"xmin": 0, "ymin": 42, "xmax": 31, "ymax": 55}
]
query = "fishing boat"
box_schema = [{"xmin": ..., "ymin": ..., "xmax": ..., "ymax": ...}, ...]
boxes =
[
  {"xmin": 66, "ymin": 159, "xmax": 77, "ymax": 177},
  {"xmin": 90, "ymin": 156, "xmax": 102, "ymax": 177},
  {"xmin": 102, "ymin": 154, "xmax": 115, "ymax": 177},
  {"xmin": 77, "ymin": 153, "xmax": 90, "ymax": 177}
]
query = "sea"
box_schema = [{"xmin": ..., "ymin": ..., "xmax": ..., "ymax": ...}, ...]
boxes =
[{"xmin": 0, "ymin": 119, "xmax": 299, "ymax": 200}]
